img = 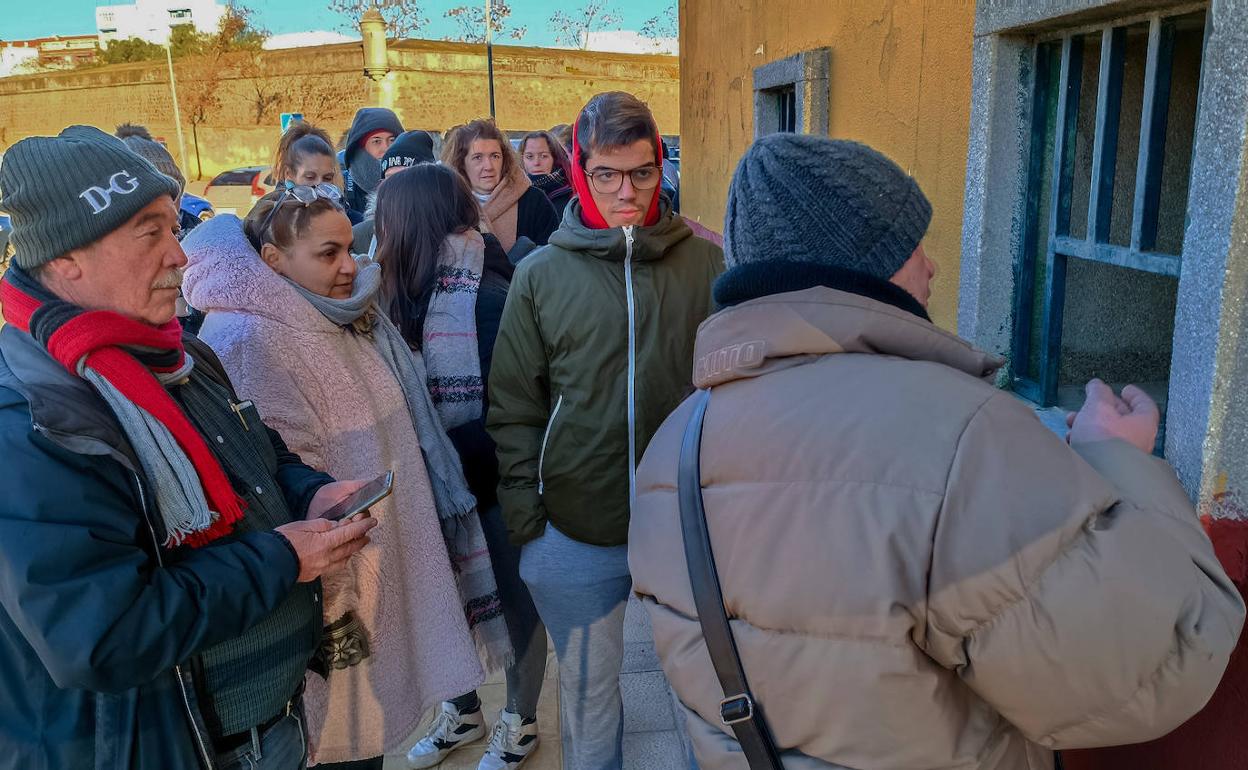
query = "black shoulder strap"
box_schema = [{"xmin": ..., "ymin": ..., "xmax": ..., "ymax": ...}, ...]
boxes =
[{"xmin": 677, "ymin": 388, "xmax": 784, "ymax": 769}]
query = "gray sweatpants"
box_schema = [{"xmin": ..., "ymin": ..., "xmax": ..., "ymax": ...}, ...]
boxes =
[{"xmin": 519, "ymin": 522, "xmax": 632, "ymax": 770}]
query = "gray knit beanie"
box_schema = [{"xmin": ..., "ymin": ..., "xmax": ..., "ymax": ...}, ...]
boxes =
[
  {"xmin": 119, "ymin": 134, "xmax": 186, "ymax": 198},
  {"xmin": 723, "ymin": 134, "xmax": 932, "ymax": 280},
  {"xmin": 0, "ymin": 125, "xmax": 182, "ymax": 270}
]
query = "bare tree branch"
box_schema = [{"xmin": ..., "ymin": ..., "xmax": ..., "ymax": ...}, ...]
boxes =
[
  {"xmin": 443, "ymin": 1, "xmax": 527, "ymax": 44},
  {"xmin": 549, "ymin": 1, "xmax": 624, "ymax": 49},
  {"xmin": 328, "ymin": 0, "xmax": 427, "ymax": 38}
]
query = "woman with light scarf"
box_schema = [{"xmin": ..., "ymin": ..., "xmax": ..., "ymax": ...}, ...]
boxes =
[
  {"xmin": 442, "ymin": 119, "xmax": 560, "ymax": 255},
  {"xmin": 181, "ymin": 186, "xmax": 511, "ymax": 769}
]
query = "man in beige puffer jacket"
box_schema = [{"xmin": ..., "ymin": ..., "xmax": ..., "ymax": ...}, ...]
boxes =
[{"xmin": 629, "ymin": 134, "xmax": 1245, "ymax": 770}]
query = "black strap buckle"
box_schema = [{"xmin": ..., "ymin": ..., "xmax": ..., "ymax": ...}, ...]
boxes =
[{"xmin": 720, "ymin": 694, "xmax": 754, "ymax": 725}]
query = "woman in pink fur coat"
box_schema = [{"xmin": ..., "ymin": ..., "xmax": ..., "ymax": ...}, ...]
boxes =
[{"xmin": 181, "ymin": 189, "xmax": 493, "ymax": 769}]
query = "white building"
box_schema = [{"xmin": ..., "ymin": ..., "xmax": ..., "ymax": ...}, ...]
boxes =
[
  {"xmin": 582, "ymin": 30, "xmax": 677, "ymax": 56},
  {"xmin": 96, "ymin": 0, "xmax": 226, "ymax": 46}
]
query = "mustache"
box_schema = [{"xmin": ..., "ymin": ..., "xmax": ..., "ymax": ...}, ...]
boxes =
[{"xmin": 151, "ymin": 268, "xmax": 184, "ymax": 290}]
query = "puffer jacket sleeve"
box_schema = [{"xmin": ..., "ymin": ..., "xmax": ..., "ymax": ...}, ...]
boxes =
[
  {"xmin": 0, "ymin": 411, "xmax": 300, "ymax": 695},
  {"xmin": 486, "ymin": 261, "xmax": 551, "ymax": 545},
  {"xmin": 923, "ymin": 391, "xmax": 1244, "ymax": 749}
]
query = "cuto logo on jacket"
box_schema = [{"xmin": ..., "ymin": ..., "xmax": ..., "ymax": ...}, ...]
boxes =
[
  {"xmin": 78, "ymin": 170, "xmax": 141, "ymax": 215},
  {"xmin": 695, "ymin": 340, "xmax": 766, "ymax": 383}
]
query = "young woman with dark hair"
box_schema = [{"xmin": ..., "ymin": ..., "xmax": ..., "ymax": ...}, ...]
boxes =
[
  {"xmin": 375, "ymin": 164, "xmax": 548, "ymax": 770},
  {"xmin": 271, "ymin": 121, "xmax": 363, "ymax": 223},
  {"xmin": 519, "ymin": 131, "xmax": 574, "ymax": 220},
  {"xmin": 441, "ymin": 119, "xmax": 558, "ymax": 254}
]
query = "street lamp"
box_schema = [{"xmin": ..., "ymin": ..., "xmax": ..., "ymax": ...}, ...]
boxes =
[
  {"xmin": 151, "ymin": 27, "xmax": 188, "ymax": 179},
  {"xmin": 485, "ymin": 0, "xmax": 496, "ymax": 118}
]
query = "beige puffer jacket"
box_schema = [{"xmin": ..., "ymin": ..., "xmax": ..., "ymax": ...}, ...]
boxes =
[{"xmin": 630, "ymin": 286, "xmax": 1245, "ymax": 770}]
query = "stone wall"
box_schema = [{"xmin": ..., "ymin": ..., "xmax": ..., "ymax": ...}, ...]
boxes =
[
  {"xmin": 677, "ymin": 0, "xmax": 976, "ymax": 331},
  {"xmin": 0, "ymin": 39, "xmax": 679, "ymax": 180}
]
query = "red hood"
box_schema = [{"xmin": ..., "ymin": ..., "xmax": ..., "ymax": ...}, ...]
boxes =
[{"xmin": 570, "ymin": 112, "xmax": 663, "ymax": 230}]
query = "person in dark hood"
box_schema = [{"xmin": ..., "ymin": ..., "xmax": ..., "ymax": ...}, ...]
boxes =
[
  {"xmin": 350, "ymin": 130, "xmax": 437, "ymax": 256},
  {"xmin": 340, "ymin": 108, "xmax": 403, "ymax": 215}
]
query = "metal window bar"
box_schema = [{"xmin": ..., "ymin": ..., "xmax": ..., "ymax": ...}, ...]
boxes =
[
  {"xmin": 1131, "ymin": 17, "xmax": 1176, "ymax": 252},
  {"xmin": 1013, "ymin": 12, "xmax": 1198, "ymax": 407},
  {"xmin": 1037, "ymin": 34, "xmax": 1083, "ymax": 404},
  {"xmin": 778, "ymin": 87, "xmax": 798, "ymax": 133}
]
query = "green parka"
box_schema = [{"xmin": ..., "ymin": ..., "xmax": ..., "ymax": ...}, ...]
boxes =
[{"xmin": 487, "ymin": 200, "xmax": 724, "ymax": 546}]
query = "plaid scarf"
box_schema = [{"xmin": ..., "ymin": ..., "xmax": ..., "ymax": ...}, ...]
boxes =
[
  {"xmin": 423, "ymin": 230, "xmax": 485, "ymax": 431},
  {"xmin": 0, "ymin": 266, "xmax": 243, "ymax": 547},
  {"xmin": 528, "ymin": 167, "xmax": 572, "ymax": 204}
]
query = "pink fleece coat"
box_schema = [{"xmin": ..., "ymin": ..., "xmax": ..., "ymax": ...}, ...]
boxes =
[{"xmin": 181, "ymin": 215, "xmax": 484, "ymax": 764}]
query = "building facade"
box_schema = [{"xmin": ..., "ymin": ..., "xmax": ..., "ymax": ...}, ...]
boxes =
[
  {"xmin": 0, "ymin": 36, "xmax": 99, "ymax": 77},
  {"xmin": 681, "ymin": 0, "xmax": 1248, "ymax": 766},
  {"xmin": 96, "ymin": 0, "xmax": 226, "ymax": 46}
]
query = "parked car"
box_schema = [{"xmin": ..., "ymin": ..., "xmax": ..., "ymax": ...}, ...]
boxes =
[
  {"xmin": 202, "ymin": 166, "xmax": 274, "ymax": 217},
  {"xmin": 178, "ymin": 192, "xmax": 214, "ymax": 238}
]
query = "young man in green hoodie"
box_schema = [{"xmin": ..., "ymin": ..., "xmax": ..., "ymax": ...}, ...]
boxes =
[{"xmin": 486, "ymin": 91, "xmax": 724, "ymax": 769}]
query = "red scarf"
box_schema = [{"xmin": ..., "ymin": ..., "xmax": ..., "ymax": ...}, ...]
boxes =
[
  {"xmin": 1, "ymin": 272, "xmax": 244, "ymax": 547},
  {"xmin": 570, "ymin": 112, "xmax": 664, "ymax": 230}
]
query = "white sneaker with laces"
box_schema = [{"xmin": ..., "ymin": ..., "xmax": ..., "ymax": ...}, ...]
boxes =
[
  {"xmin": 477, "ymin": 710, "xmax": 540, "ymax": 770},
  {"xmin": 406, "ymin": 701, "xmax": 486, "ymax": 769}
]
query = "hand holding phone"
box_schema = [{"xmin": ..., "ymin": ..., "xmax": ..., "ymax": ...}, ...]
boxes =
[{"xmin": 318, "ymin": 471, "xmax": 395, "ymax": 522}]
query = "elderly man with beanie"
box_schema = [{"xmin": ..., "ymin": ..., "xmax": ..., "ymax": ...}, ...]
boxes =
[
  {"xmin": 629, "ymin": 133, "xmax": 1245, "ymax": 769},
  {"xmin": 351, "ymin": 130, "xmax": 437, "ymax": 255},
  {"xmin": 0, "ymin": 126, "xmax": 378, "ymax": 770},
  {"xmin": 340, "ymin": 107, "xmax": 404, "ymax": 216}
]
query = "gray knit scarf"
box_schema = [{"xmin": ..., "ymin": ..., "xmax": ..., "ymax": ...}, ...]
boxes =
[
  {"xmin": 287, "ymin": 259, "xmax": 513, "ymax": 672},
  {"xmin": 83, "ymin": 357, "xmax": 210, "ymax": 547},
  {"xmin": 423, "ymin": 230, "xmax": 485, "ymax": 430}
]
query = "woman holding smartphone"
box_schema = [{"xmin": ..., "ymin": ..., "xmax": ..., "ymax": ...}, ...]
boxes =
[{"xmin": 181, "ymin": 183, "xmax": 509, "ymax": 769}]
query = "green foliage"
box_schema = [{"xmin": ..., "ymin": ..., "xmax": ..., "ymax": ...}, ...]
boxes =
[
  {"xmin": 98, "ymin": 37, "xmax": 165, "ymax": 65},
  {"xmin": 94, "ymin": 6, "xmax": 266, "ymax": 66}
]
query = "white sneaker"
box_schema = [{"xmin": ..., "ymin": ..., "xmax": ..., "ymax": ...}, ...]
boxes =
[
  {"xmin": 477, "ymin": 710, "xmax": 539, "ymax": 770},
  {"xmin": 406, "ymin": 701, "xmax": 487, "ymax": 769}
]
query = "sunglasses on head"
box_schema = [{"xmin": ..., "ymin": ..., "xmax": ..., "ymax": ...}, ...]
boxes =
[{"xmin": 258, "ymin": 181, "xmax": 344, "ymax": 243}]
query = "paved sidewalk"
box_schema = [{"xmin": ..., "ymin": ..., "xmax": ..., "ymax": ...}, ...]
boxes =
[{"xmin": 383, "ymin": 595, "xmax": 691, "ymax": 770}]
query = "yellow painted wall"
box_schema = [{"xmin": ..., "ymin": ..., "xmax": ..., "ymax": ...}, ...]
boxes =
[
  {"xmin": 0, "ymin": 40, "xmax": 678, "ymax": 181},
  {"xmin": 679, "ymin": 0, "xmax": 975, "ymax": 330}
]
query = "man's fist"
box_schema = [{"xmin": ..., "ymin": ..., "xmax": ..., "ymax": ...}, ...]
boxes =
[{"xmin": 1066, "ymin": 379, "xmax": 1160, "ymax": 454}]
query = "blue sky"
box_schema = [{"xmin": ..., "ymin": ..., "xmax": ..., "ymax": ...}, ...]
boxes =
[{"xmin": 4, "ymin": 1, "xmax": 674, "ymax": 47}]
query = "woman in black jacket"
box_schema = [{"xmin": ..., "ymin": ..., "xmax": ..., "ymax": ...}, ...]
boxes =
[
  {"xmin": 373, "ymin": 164, "xmax": 547, "ymax": 770},
  {"xmin": 519, "ymin": 130, "xmax": 574, "ymax": 221}
]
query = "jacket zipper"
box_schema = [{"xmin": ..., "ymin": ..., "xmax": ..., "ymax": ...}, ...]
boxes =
[
  {"xmin": 623, "ymin": 225, "xmax": 638, "ymax": 507},
  {"xmin": 537, "ymin": 393, "xmax": 564, "ymax": 495},
  {"xmin": 131, "ymin": 471, "xmax": 217, "ymax": 770}
]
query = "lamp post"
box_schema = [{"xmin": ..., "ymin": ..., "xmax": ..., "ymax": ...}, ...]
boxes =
[
  {"xmin": 485, "ymin": 0, "xmax": 496, "ymax": 118},
  {"xmin": 154, "ymin": 27, "xmax": 188, "ymax": 179}
]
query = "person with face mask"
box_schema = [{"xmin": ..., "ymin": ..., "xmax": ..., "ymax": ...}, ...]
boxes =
[
  {"xmin": 340, "ymin": 108, "xmax": 403, "ymax": 218},
  {"xmin": 181, "ymin": 185, "xmax": 511, "ymax": 770},
  {"xmin": 486, "ymin": 91, "xmax": 724, "ymax": 769}
]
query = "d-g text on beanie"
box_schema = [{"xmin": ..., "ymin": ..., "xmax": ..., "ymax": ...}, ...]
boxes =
[
  {"xmin": 0, "ymin": 125, "xmax": 182, "ymax": 271},
  {"xmin": 722, "ymin": 134, "xmax": 932, "ymax": 281}
]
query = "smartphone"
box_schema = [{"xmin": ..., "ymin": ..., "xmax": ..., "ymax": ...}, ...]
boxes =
[{"xmin": 321, "ymin": 471, "xmax": 394, "ymax": 522}]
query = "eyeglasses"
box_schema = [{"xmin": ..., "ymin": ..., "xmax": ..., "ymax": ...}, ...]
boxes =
[
  {"xmin": 258, "ymin": 181, "xmax": 343, "ymax": 242},
  {"xmin": 584, "ymin": 165, "xmax": 661, "ymax": 195}
]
